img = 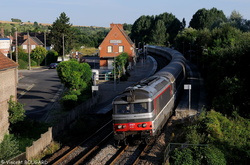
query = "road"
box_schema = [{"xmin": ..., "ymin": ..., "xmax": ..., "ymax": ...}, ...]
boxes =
[{"xmin": 17, "ymin": 68, "xmax": 62, "ymax": 120}]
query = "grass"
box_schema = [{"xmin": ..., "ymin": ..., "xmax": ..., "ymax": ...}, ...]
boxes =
[
  {"xmin": 10, "ymin": 118, "xmax": 50, "ymax": 152},
  {"xmin": 79, "ymin": 47, "xmax": 98, "ymax": 56}
]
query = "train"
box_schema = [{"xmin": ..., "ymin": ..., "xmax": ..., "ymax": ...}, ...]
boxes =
[{"xmin": 112, "ymin": 46, "xmax": 186, "ymax": 145}]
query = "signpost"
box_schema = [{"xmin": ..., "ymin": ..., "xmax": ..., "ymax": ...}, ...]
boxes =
[
  {"xmin": 184, "ymin": 84, "xmax": 192, "ymax": 111},
  {"xmin": 92, "ymin": 85, "xmax": 99, "ymax": 97}
]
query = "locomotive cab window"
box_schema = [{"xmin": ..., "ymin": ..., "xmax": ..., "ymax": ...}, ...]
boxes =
[
  {"xmin": 114, "ymin": 102, "xmax": 150, "ymax": 114},
  {"xmin": 134, "ymin": 103, "xmax": 148, "ymax": 113}
]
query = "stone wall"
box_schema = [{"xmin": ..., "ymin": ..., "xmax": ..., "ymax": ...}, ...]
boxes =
[{"xmin": 0, "ymin": 68, "xmax": 17, "ymax": 142}]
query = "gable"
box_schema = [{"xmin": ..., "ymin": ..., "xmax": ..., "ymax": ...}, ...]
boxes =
[
  {"xmin": 0, "ymin": 52, "xmax": 18, "ymax": 70},
  {"xmin": 99, "ymin": 24, "xmax": 134, "ymax": 48}
]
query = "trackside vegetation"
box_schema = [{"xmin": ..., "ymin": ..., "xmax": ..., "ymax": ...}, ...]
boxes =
[
  {"xmin": 169, "ymin": 110, "xmax": 250, "ymax": 164},
  {"xmin": 0, "ymin": 97, "xmax": 49, "ymax": 161},
  {"xmin": 130, "ymin": 8, "xmax": 250, "ymax": 164}
]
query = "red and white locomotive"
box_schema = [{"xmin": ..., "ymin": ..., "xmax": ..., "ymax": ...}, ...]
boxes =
[{"xmin": 112, "ymin": 46, "xmax": 186, "ymax": 144}]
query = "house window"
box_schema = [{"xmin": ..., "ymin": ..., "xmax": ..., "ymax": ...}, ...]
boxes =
[
  {"xmin": 31, "ymin": 45, "xmax": 36, "ymax": 50},
  {"xmin": 23, "ymin": 45, "xmax": 27, "ymax": 49},
  {"xmin": 119, "ymin": 46, "xmax": 124, "ymax": 53},
  {"xmin": 107, "ymin": 46, "xmax": 113, "ymax": 53}
]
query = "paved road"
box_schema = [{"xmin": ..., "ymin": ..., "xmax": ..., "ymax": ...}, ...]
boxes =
[{"xmin": 17, "ymin": 68, "xmax": 62, "ymax": 120}]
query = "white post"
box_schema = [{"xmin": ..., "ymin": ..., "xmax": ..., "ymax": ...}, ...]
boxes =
[{"xmin": 184, "ymin": 84, "xmax": 192, "ymax": 111}]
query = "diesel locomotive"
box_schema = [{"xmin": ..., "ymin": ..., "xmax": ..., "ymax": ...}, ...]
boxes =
[{"xmin": 112, "ymin": 46, "xmax": 186, "ymax": 144}]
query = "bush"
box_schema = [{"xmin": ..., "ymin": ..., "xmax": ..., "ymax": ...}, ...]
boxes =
[
  {"xmin": 0, "ymin": 134, "xmax": 20, "ymax": 161},
  {"xmin": 170, "ymin": 110, "xmax": 250, "ymax": 164},
  {"xmin": 61, "ymin": 94, "xmax": 78, "ymax": 110},
  {"xmin": 46, "ymin": 50, "xmax": 58, "ymax": 64},
  {"xmin": 8, "ymin": 96, "xmax": 26, "ymax": 126},
  {"xmin": 31, "ymin": 60, "xmax": 37, "ymax": 66},
  {"xmin": 18, "ymin": 59, "xmax": 28, "ymax": 69}
]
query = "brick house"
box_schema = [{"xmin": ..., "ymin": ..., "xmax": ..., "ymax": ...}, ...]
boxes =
[
  {"xmin": 0, "ymin": 52, "xmax": 18, "ymax": 142},
  {"xmin": 20, "ymin": 34, "xmax": 44, "ymax": 53},
  {"xmin": 99, "ymin": 23, "xmax": 136, "ymax": 69}
]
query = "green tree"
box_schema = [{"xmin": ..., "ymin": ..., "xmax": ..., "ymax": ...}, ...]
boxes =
[
  {"xmin": 151, "ymin": 20, "xmax": 166, "ymax": 46},
  {"xmin": 49, "ymin": 12, "xmax": 73, "ymax": 60},
  {"xmin": 189, "ymin": 8, "xmax": 227, "ymax": 30},
  {"xmin": 56, "ymin": 59, "xmax": 92, "ymax": 91},
  {"xmin": 229, "ymin": 10, "xmax": 250, "ymax": 32},
  {"xmin": 31, "ymin": 46, "xmax": 47, "ymax": 65},
  {"xmin": 8, "ymin": 96, "xmax": 26, "ymax": 125},
  {"xmin": 114, "ymin": 52, "xmax": 129, "ymax": 77},
  {"xmin": 155, "ymin": 12, "xmax": 183, "ymax": 43},
  {"xmin": 131, "ymin": 15, "xmax": 154, "ymax": 46}
]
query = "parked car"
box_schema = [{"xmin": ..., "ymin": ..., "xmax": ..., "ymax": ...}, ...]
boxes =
[{"xmin": 49, "ymin": 63, "xmax": 58, "ymax": 69}]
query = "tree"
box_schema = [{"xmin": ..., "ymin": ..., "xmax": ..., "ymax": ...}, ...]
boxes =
[
  {"xmin": 31, "ymin": 46, "xmax": 47, "ymax": 65},
  {"xmin": 131, "ymin": 15, "xmax": 154, "ymax": 46},
  {"xmin": 155, "ymin": 12, "xmax": 183, "ymax": 43},
  {"xmin": 114, "ymin": 52, "xmax": 129, "ymax": 77},
  {"xmin": 189, "ymin": 8, "xmax": 227, "ymax": 30},
  {"xmin": 49, "ymin": 12, "xmax": 73, "ymax": 60},
  {"xmin": 151, "ymin": 20, "xmax": 166, "ymax": 46},
  {"xmin": 56, "ymin": 59, "xmax": 92, "ymax": 91},
  {"xmin": 229, "ymin": 10, "xmax": 250, "ymax": 32}
]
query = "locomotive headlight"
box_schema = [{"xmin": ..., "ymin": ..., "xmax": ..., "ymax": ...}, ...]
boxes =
[
  {"xmin": 117, "ymin": 125, "xmax": 122, "ymax": 129},
  {"xmin": 137, "ymin": 124, "xmax": 142, "ymax": 127},
  {"xmin": 142, "ymin": 123, "xmax": 147, "ymax": 128},
  {"xmin": 122, "ymin": 125, "xmax": 126, "ymax": 128}
]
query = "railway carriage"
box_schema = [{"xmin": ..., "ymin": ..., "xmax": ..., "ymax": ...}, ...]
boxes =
[{"xmin": 112, "ymin": 46, "xmax": 186, "ymax": 145}]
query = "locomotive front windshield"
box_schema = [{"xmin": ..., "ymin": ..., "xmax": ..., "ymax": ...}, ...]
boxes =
[{"xmin": 115, "ymin": 102, "xmax": 149, "ymax": 114}]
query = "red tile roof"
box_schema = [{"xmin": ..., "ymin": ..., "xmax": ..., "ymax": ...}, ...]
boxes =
[{"xmin": 0, "ymin": 52, "xmax": 18, "ymax": 70}]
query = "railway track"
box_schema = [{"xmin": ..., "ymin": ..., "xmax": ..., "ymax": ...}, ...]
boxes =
[
  {"xmin": 46, "ymin": 120, "xmax": 113, "ymax": 165},
  {"xmin": 108, "ymin": 139, "xmax": 155, "ymax": 165}
]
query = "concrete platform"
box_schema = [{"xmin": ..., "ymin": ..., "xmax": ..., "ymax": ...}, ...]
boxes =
[
  {"xmin": 175, "ymin": 61, "xmax": 207, "ymax": 119},
  {"xmin": 95, "ymin": 56, "xmax": 157, "ymax": 114}
]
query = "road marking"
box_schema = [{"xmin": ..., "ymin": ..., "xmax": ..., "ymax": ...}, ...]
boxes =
[{"xmin": 17, "ymin": 84, "xmax": 35, "ymax": 99}]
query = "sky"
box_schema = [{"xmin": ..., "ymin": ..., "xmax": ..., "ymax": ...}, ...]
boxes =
[{"xmin": 1, "ymin": 0, "xmax": 250, "ymax": 27}]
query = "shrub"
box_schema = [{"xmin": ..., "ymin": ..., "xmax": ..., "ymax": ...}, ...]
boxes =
[
  {"xmin": 8, "ymin": 96, "xmax": 26, "ymax": 126},
  {"xmin": 0, "ymin": 134, "xmax": 20, "ymax": 161},
  {"xmin": 61, "ymin": 94, "xmax": 78, "ymax": 110},
  {"xmin": 18, "ymin": 59, "xmax": 28, "ymax": 69}
]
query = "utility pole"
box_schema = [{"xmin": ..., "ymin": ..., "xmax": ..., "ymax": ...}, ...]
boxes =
[
  {"xmin": 62, "ymin": 33, "xmax": 65, "ymax": 61},
  {"xmin": 15, "ymin": 27, "xmax": 18, "ymax": 64},
  {"xmin": 9, "ymin": 33, "xmax": 12, "ymax": 59},
  {"xmin": 44, "ymin": 31, "xmax": 47, "ymax": 66},
  {"xmin": 28, "ymin": 31, "xmax": 31, "ymax": 70}
]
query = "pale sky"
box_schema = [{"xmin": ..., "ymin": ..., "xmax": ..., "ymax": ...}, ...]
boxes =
[{"xmin": 1, "ymin": 0, "xmax": 249, "ymax": 27}]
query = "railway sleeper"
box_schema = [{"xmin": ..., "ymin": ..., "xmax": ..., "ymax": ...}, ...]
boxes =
[{"xmin": 114, "ymin": 131, "xmax": 152, "ymax": 145}]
